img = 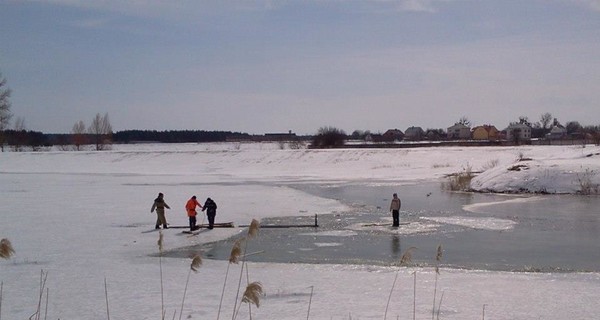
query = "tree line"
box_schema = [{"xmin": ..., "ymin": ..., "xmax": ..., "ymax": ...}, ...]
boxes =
[{"xmin": 2, "ymin": 71, "xmax": 599, "ymax": 151}]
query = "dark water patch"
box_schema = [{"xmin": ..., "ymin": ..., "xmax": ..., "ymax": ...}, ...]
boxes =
[{"xmin": 168, "ymin": 182, "xmax": 600, "ymax": 272}]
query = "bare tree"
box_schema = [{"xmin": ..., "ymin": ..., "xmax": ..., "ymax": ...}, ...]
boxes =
[
  {"xmin": 88, "ymin": 113, "xmax": 113, "ymax": 151},
  {"xmin": 518, "ymin": 116, "xmax": 531, "ymax": 126},
  {"xmin": 457, "ymin": 116, "xmax": 471, "ymax": 127},
  {"xmin": 0, "ymin": 72, "xmax": 12, "ymax": 152},
  {"xmin": 72, "ymin": 120, "xmax": 87, "ymax": 151},
  {"xmin": 539, "ymin": 112, "xmax": 553, "ymax": 130}
]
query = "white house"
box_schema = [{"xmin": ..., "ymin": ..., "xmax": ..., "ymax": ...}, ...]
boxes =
[
  {"xmin": 547, "ymin": 125, "xmax": 567, "ymax": 140},
  {"xmin": 447, "ymin": 123, "xmax": 471, "ymax": 140},
  {"xmin": 505, "ymin": 123, "xmax": 532, "ymax": 141},
  {"xmin": 404, "ymin": 126, "xmax": 425, "ymax": 140}
]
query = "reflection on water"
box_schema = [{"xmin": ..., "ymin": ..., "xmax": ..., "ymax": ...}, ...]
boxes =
[
  {"xmin": 196, "ymin": 182, "xmax": 600, "ymax": 272},
  {"xmin": 391, "ymin": 235, "xmax": 401, "ymax": 256}
]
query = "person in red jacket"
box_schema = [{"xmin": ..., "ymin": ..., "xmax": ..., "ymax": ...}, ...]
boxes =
[{"xmin": 185, "ymin": 196, "xmax": 203, "ymax": 231}]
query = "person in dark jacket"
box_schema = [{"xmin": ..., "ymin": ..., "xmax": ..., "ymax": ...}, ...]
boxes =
[
  {"xmin": 151, "ymin": 192, "xmax": 171, "ymax": 229},
  {"xmin": 202, "ymin": 198, "xmax": 218, "ymax": 229}
]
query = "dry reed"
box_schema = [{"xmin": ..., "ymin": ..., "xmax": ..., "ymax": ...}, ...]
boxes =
[
  {"xmin": 104, "ymin": 278, "xmax": 110, "ymax": 320},
  {"xmin": 179, "ymin": 254, "xmax": 203, "ymax": 320},
  {"xmin": 217, "ymin": 239, "xmax": 245, "ymax": 320},
  {"xmin": 432, "ymin": 244, "xmax": 443, "ymax": 320},
  {"xmin": 306, "ymin": 286, "xmax": 314, "ymax": 320},
  {"xmin": 400, "ymin": 247, "xmax": 417, "ymax": 266},
  {"xmin": 229, "ymin": 239, "xmax": 243, "ymax": 264},
  {"xmin": 241, "ymin": 282, "xmax": 264, "ymax": 308},
  {"xmin": 232, "ymin": 219, "xmax": 261, "ymax": 320},
  {"xmin": 385, "ymin": 247, "xmax": 418, "ymax": 320},
  {"xmin": 157, "ymin": 231, "xmax": 165, "ymax": 320},
  {"xmin": 248, "ymin": 219, "xmax": 260, "ymax": 239},
  {"xmin": 0, "ymin": 239, "xmax": 15, "ymax": 259}
]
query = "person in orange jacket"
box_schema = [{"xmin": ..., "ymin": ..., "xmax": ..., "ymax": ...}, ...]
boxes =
[{"xmin": 185, "ymin": 195, "xmax": 203, "ymax": 231}]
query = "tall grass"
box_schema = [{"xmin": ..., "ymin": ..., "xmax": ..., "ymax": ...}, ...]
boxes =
[
  {"xmin": 104, "ymin": 278, "xmax": 110, "ymax": 320},
  {"xmin": 384, "ymin": 247, "xmax": 417, "ymax": 320},
  {"xmin": 0, "ymin": 239, "xmax": 15, "ymax": 259},
  {"xmin": 157, "ymin": 231, "xmax": 165, "ymax": 320},
  {"xmin": 442, "ymin": 164, "xmax": 475, "ymax": 191},
  {"xmin": 432, "ymin": 245, "xmax": 443, "ymax": 320},
  {"xmin": 232, "ymin": 219, "xmax": 260, "ymax": 320},
  {"xmin": 217, "ymin": 238, "xmax": 243, "ymax": 320},
  {"xmin": 0, "ymin": 238, "xmax": 14, "ymax": 320},
  {"xmin": 179, "ymin": 255, "xmax": 202, "ymax": 320},
  {"xmin": 238, "ymin": 281, "xmax": 264, "ymax": 320}
]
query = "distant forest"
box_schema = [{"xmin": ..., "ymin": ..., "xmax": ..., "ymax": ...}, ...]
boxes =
[
  {"xmin": 0, "ymin": 129, "xmax": 256, "ymax": 150},
  {"xmin": 112, "ymin": 130, "xmax": 252, "ymax": 143}
]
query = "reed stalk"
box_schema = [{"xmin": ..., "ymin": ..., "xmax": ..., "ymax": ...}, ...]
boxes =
[
  {"xmin": 235, "ymin": 282, "xmax": 263, "ymax": 320},
  {"xmin": 432, "ymin": 244, "xmax": 443, "ymax": 320},
  {"xmin": 232, "ymin": 219, "xmax": 259, "ymax": 320},
  {"xmin": 413, "ymin": 271, "xmax": 417, "ymax": 320},
  {"xmin": 217, "ymin": 238, "xmax": 243, "ymax": 320},
  {"xmin": 0, "ymin": 239, "xmax": 15, "ymax": 259},
  {"xmin": 179, "ymin": 255, "xmax": 202, "ymax": 320},
  {"xmin": 158, "ymin": 231, "xmax": 165, "ymax": 320},
  {"xmin": 384, "ymin": 247, "xmax": 417, "ymax": 320},
  {"xmin": 306, "ymin": 286, "xmax": 314, "ymax": 320},
  {"xmin": 104, "ymin": 278, "xmax": 110, "ymax": 320}
]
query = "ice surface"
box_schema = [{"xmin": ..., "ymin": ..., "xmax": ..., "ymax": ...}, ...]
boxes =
[{"xmin": 1, "ymin": 143, "xmax": 599, "ymax": 319}]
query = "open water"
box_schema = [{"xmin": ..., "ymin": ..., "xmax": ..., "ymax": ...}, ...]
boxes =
[{"xmin": 198, "ymin": 181, "xmax": 600, "ymax": 272}]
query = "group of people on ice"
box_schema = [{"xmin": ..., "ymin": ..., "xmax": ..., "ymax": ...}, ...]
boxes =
[{"xmin": 150, "ymin": 193, "xmax": 218, "ymax": 231}]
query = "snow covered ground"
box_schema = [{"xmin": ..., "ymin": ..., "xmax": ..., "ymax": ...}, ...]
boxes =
[{"xmin": 1, "ymin": 143, "xmax": 599, "ymax": 319}]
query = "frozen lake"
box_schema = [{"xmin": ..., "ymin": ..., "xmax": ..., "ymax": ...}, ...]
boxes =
[{"xmin": 196, "ymin": 182, "xmax": 600, "ymax": 272}]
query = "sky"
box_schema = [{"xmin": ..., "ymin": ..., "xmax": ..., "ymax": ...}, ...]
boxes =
[{"xmin": 1, "ymin": 0, "xmax": 600, "ymax": 135}]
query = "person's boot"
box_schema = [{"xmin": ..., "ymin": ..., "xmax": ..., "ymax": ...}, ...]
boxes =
[
  {"xmin": 163, "ymin": 224, "xmax": 168, "ymax": 229},
  {"xmin": 155, "ymin": 225, "xmax": 160, "ymax": 230}
]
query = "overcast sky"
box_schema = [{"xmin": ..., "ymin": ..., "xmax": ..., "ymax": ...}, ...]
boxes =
[{"xmin": 1, "ymin": 0, "xmax": 600, "ymax": 135}]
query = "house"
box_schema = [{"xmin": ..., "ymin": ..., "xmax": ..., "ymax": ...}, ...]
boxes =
[
  {"xmin": 382, "ymin": 129, "xmax": 404, "ymax": 142},
  {"xmin": 425, "ymin": 129, "xmax": 445, "ymax": 140},
  {"xmin": 505, "ymin": 123, "xmax": 532, "ymax": 141},
  {"xmin": 547, "ymin": 125, "xmax": 567, "ymax": 140},
  {"xmin": 472, "ymin": 125, "xmax": 500, "ymax": 140},
  {"xmin": 447, "ymin": 123, "xmax": 471, "ymax": 140},
  {"xmin": 404, "ymin": 126, "xmax": 425, "ymax": 140}
]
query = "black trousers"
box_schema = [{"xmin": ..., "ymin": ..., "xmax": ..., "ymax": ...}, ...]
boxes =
[
  {"xmin": 207, "ymin": 212, "xmax": 216, "ymax": 229},
  {"xmin": 392, "ymin": 210, "xmax": 400, "ymax": 227},
  {"xmin": 189, "ymin": 216, "xmax": 197, "ymax": 231}
]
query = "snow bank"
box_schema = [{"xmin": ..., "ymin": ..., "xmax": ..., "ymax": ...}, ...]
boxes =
[{"xmin": 470, "ymin": 145, "xmax": 600, "ymax": 194}]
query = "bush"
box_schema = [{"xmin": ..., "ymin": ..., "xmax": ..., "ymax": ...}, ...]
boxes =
[
  {"xmin": 442, "ymin": 164, "xmax": 475, "ymax": 191},
  {"xmin": 311, "ymin": 126, "xmax": 346, "ymax": 148}
]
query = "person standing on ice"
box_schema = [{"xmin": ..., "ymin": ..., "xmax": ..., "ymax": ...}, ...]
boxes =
[
  {"xmin": 202, "ymin": 197, "xmax": 218, "ymax": 230},
  {"xmin": 185, "ymin": 195, "xmax": 203, "ymax": 231},
  {"xmin": 151, "ymin": 192, "xmax": 171, "ymax": 229},
  {"xmin": 389, "ymin": 193, "xmax": 401, "ymax": 227}
]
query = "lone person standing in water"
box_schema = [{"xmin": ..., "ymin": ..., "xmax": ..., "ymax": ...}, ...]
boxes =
[
  {"xmin": 151, "ymin": 192, "xmax": 171, "ymax": 229},
  {"xmin": 389, "ymin": 193, "xmax": 401, "ymax": 227}
]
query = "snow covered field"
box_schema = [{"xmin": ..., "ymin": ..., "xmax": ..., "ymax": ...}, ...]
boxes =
[{"xmin": 1, "ymin": 143, "xmax": 599, "ymax": 319}]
